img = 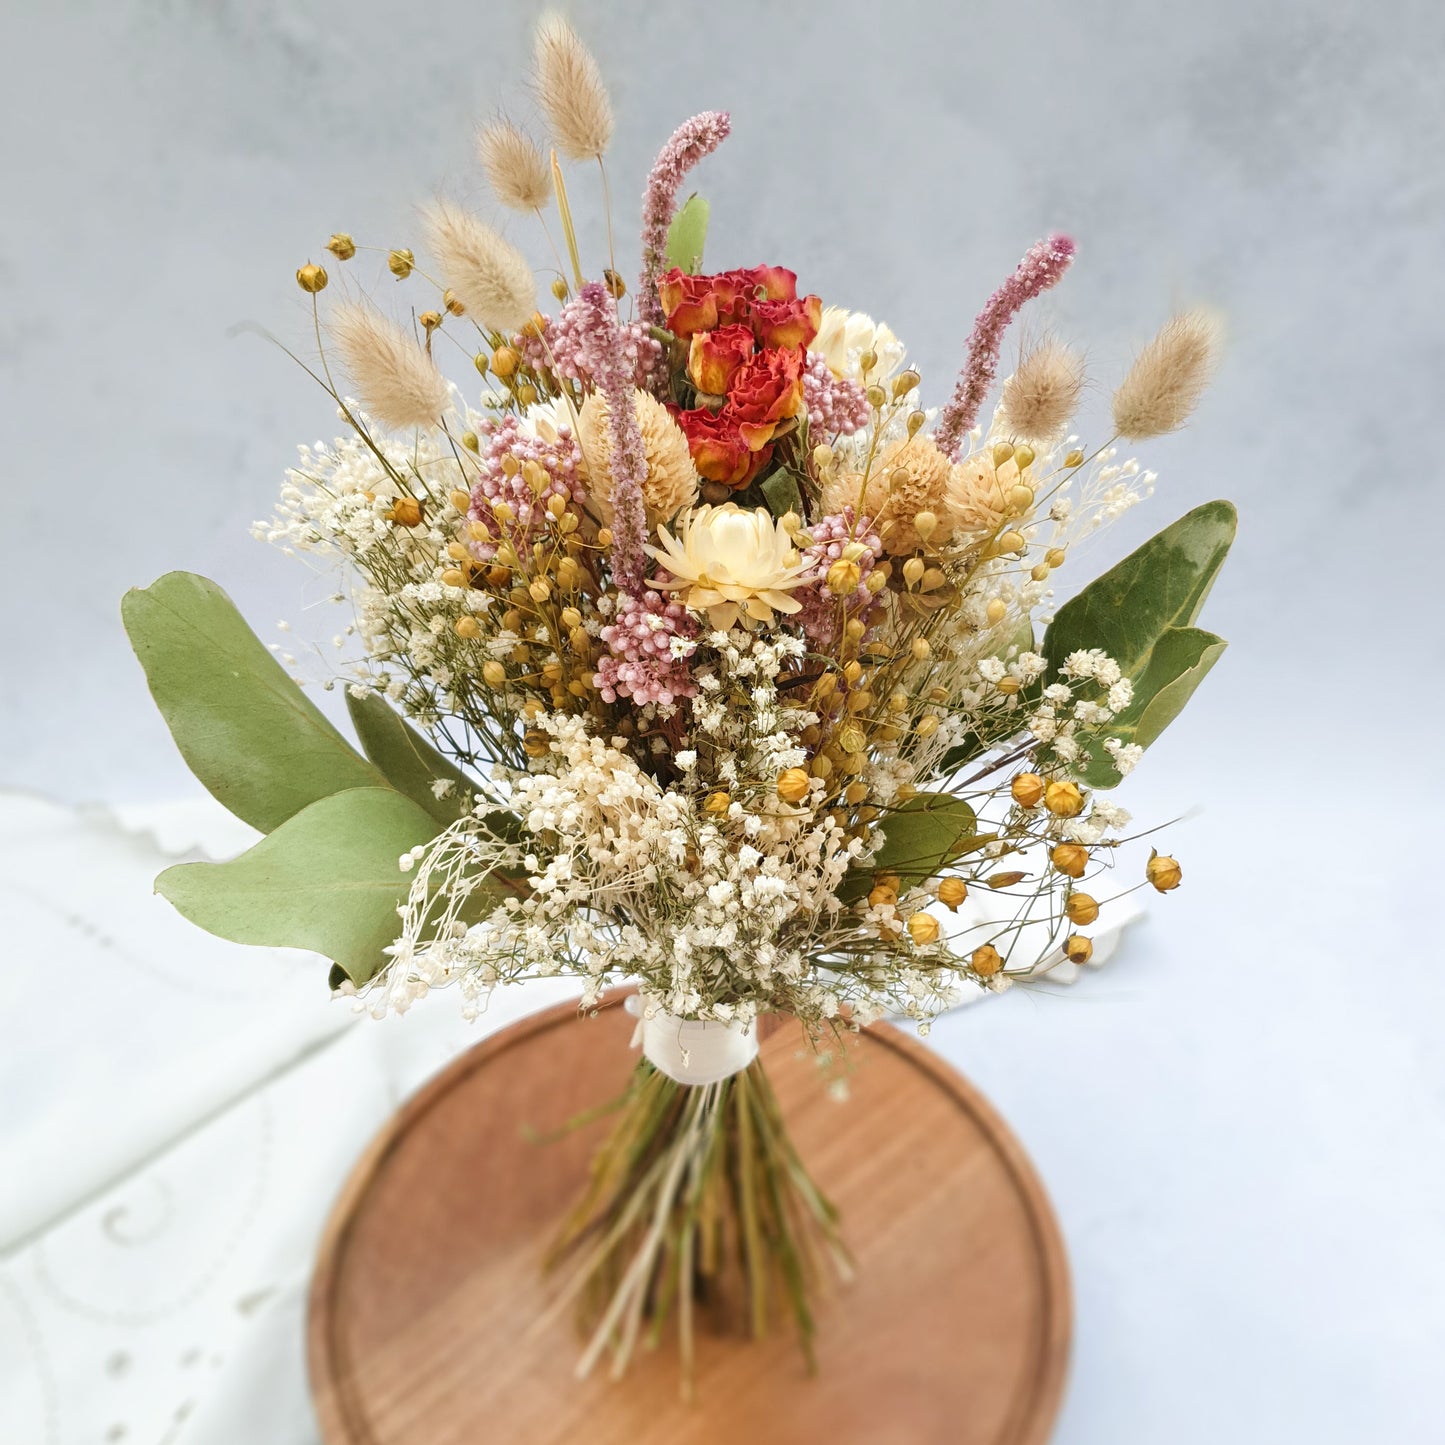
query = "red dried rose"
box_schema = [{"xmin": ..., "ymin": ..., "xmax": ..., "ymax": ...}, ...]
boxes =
[
  {"xmin": 673, "ymin": 406, "xmax": 774, "ymax": 488},
  {"xmin": 687, "ymin": 323, "xmax": 756, "ymax": 396},
  {"xmin": 727, "ymin": 347, "xmax": 804, "ymax": 448},
  {"xmin": 752, "ymin": 294, "xmax": 822, "ymax": 350}
]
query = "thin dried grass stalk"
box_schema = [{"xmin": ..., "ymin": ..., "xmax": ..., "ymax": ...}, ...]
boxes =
[
  {"xmin": 533, "ymin": 15, "xmax": 613, "ymax": 163},
  {"xmin": 478, "ymin": 118, "xmax": 551, "ymax": 213},
  {"xmin": 421, "ymin": 199, "xmax": 535, "ymax": 333},
  {"xmin": 1000, "ymin": 339, "xmax": 1085, "ymax": 445},
  {"xmin": 329, "ymin": 303, "xmax": 448, "ymax": 432},
  {"xmin": 1111, "ymin": 309, "xmax": 1222, "ymax": 440}
]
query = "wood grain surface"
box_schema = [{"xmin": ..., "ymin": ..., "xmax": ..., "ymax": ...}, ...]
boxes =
[{"xmin": 308, "ymin": 994, "xmax": 1070, "ymax": 1444}]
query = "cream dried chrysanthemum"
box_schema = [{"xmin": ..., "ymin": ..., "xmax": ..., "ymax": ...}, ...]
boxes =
[
  {"xmin": 1000, "ymin": 339, "xmax": 1085, "ymax": 445},
  {"xmin": 823, "ymin": 434, "xmax": 955, "ymax": 556},
  {"xmin": 533, "ymin": 15, "xmax": 613, "ymax": 163},
  {"xmin": 577, "ymin": 389, "xmax": 698, "ymax": 528},
  {"xmin": 647, "ymin": 505, "xmax": 806, "ymax": 631},
  {"xmin": 421, "ymin": 199, "xmax": 535, "ymax": 333},
  {"xmin": 329, "ymin": 303, "xmax": 449, "ymax": 432},
  {"xmin": 1112, "ymin": 308, "xmax": 1221, "ymax": 440},
  {"xmin": 810, "ymin": 306, "xmax": 907, "ymax": 382},
  {"xmin": 477, "ymin": 119, "xmax": 551, "ymax": 212},
  {"xmin": 948, "ymin": 451, "xmax": 1026, "ymax": 541}
]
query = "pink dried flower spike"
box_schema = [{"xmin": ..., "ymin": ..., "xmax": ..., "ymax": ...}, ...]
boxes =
[
  {"xmin": 935, "ymin": 234, "xmax": 1076, "ymax": 461},
  {"xmin": 637, "ymin": 111, "xmax": 732, "ymax": 329}
]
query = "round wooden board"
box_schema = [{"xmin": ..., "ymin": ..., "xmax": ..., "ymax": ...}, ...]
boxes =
[{"xmin": 308, "ymin": 994, "xmax": 1071, "ymax": 1445}]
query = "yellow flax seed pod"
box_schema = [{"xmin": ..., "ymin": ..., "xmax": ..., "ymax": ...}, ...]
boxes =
[
  {"xmin": 704, "ymin": 790, "xmax": 731, "ymax": 816},
  {"xmin": 1147, "ymin": 852, "xmax": 1183, "ymax": 892},
  {"xmin": 454, "ymin": 615, "xmax": 480, "ymax": 639},
  {"xmin": 868, "ymin": 883, "xmax": 897, "ymax": 908},
  {"xmin": 550, "ymin": 276, "xmax": 570, "ymax": 302},
  {"xmin": 440, "ymin": 567, "xmax": 467, "ymax": 588},
  {"xmin": 907, "ymin": 912, "xmax": 940, "ymax": 945},
  {"xmin": 387, "ymin": 248, "xmax": 414, "ymax": 279},
  {"xmin": 1012, "ymin": 443, "xmax": 1036, "ymax": 471},
  {"xmin": 998, "ymin": 529, "xmax": 1026, "ymax": 553},
  {"xmin": 971, "ymin": 943, "xmax": 1003, "ymax": 978},
  {"xmin": 995, "ymin": 676, "xmax": 1021, "ymax": 695},
  {"xmin": 523, "ymin": 730, "xmax": 549, "ymax": 758},
  {"xmin": 991, "ymin": 442, "xmax": 1015, "ymax": 468},
  {"xmin": 1011, "ymin": 772, "xmax": 1046, "ymax": 808},
  {"xmin": 295, "ymin": 262, "xmax": 328, "ymax": 294},
  {"xmin": 491, "ymin": 345, "xmax": 520, "ymax": 379},
  {"xmin": 388, "ymin": 497, "xmax": 423, "ymax": 528},
  {"xmin": 937, "ymin": 878, "xmax": 967, "ymax": 911},
  {"xmin": 776, "ymin": 768, "xmax": 811, "ymax": 804},
  {"xmin": 1064, "ymin": 448, "xmax": 1084, "ymax": 468},
  {"xmin": 449, "ymin": 488, "xmax": 471, "ymax": 512},
  {"xmin": 1051, "ymin": 842, "xmax": 1088, "ymax": 878},
  {"xmin": 986, "ymin": 598, "xmax": 1008, "ymax": 625},
  {"xmin": 1044, "ymin": 779, "xmax": 1085, "ymax": 817},
  {"xmin": 419, "ymin": 309, "xmax": 443, "ymax": 333},
  {"xmin": 1063, "ymin": 935, "xmax": 1093, "ymax": 964},
  {"xmin": 325, "ymin": 233, "xmax": 356, "ymax": 261},
  {"xmin": 1046, "ymin": 547, "xmax": 1067, "ymax": 569},
  {"xmin": 844, "ymin": 780, "xmax": 869, "ymax": 805},
  {"xmin": 462, "ymin": 431, "xmax": 481, "ymax": 452},
  {"xmin": 827, "ymin": 558, "xmax": 862, "ymax": 596},
  {"xmin": 915, "ymin": 714, "xmax": 939, "ymax": 738},
  {"xmin": 911, "ymin": 637, "xmax": 931, "ymax": 662},
  {"xmin": 482, "ymin": 660, "xmax": 507, "ymax": 688},
  {"xmin": 1065, "ymin": 892, "xmax": 1099, "ymax": 925}
]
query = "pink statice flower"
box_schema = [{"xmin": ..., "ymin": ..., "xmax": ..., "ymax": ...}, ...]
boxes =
[
  {"xmin": 801, "ymin": 351, "xmax": 869, "ymax": 438},
  {"xmin": 594, "ymin": 585, "xmax": 699, "ymax": 707},
  {"xmin": 794, "ymin": 509, "xmax": 884, "ymax": 646},
  {"xmin": 467, "ymin": 414, "xmax": 585, "ymax": 561}
]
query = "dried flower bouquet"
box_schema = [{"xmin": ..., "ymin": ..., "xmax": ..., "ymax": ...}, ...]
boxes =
[{"xmin": 124, "ymin": 15, "xmax": 1233, "ymax": 1385}]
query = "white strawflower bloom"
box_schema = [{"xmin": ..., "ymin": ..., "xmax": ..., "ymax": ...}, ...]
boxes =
[
  {"xmin": 811, "ymin": 307, "xmax": 907, "ymax": 382},
  {"xmin": 647, "ymin": 505, "xmax": 807, "ymax": 632}
]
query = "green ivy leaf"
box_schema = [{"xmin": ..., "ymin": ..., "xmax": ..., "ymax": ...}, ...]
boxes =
[
  {"xmin": 838, "ymin": 793, "xmax": 977, "ymax": 902},
  {"xmin": 665, "ymin": 194, "xmax": 710, "ymax": 275},
  {"xmin": 123, "ymin": 572, "xmax": 386, "ymax": 832},
  {"xmin": 156, "ymin": 788, "xmax": 440, "ymax": 986},
  {"xmin": 1043, "ymin": 500, "xmax": 1235, "ymax": 787}
]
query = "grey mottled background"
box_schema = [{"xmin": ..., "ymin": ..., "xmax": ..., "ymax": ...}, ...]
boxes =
[{"xmin": 2, "ymin": 1, "xmax": 1443, "ymax": 1441}]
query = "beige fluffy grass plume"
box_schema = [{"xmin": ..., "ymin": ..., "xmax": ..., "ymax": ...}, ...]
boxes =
[
  {"xmin": 422, "ymin": 199, "xmax": 535, "ymax": 333},
  {"xmin": 578, "ymin": 390, "xmax": 698, "ymax": 527},
  {"xmin": 1000, "ymin": 339, "xmax": 1085, "ymax": 445},
  {"xmin": 533, "ymin": 15, "xmax": 613, "ymax": 162},
  {"xmin": 1112, "ymin": 309, "xmax": 1222, "ymax": 440},
  {"xmin": 478, "ymin": 119, "xmax": 551, "ymax": 213},
  {"xmin": 330, "ymin": 303, "xmax": 448, "ymax": 432}
]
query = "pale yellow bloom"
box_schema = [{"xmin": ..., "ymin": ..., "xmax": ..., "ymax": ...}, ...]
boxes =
[
  {"xmin": 647, "ymin": 505, "xmax": 806, "ymax": 631},
  {"xmin": 811, "ymin": 307, "xmax": 907, "ymax": 382}
]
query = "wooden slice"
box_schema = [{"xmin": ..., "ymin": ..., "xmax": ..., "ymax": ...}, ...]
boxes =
[{"xmin": 308, "ymin": 993, "xmax": 1070, "ymax": 1444}]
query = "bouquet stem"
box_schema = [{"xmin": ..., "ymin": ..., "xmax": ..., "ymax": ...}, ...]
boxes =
[{"xmin": 544, "ymin": 1054, "xmax": 850, "ymax": 1388}]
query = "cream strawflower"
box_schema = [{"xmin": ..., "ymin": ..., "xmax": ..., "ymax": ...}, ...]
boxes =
[
  {"xmin": 811, "ymin": 307, "xmax": 907, "ymax": 383},
  {"xmin": 647, "ymin": 505, "xmax": 806, "ymax": 631}
]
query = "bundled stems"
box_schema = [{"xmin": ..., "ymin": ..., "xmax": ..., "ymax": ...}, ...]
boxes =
[{"xmin": 544, "ymin": 1055, "xmax": 850, "ymax": 1391}]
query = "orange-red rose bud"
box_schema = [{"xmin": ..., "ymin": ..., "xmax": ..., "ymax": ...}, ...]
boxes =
[
  {"xmin": 687, "ymin": 323, "xmax": 755, "ymax": 395},
  {"xmin": 673, "ymin": 407, "xmax": 772, "ymax": 488},
  {"xmin": 752, "ymin": 293, "xmax": 822, "ymax": 349},
  {"xmin": 728, "ymin": 347, "xmax": 804, "ymax": 447}
]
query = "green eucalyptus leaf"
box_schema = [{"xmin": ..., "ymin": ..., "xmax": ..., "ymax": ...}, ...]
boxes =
[
  {"xmin": 1043, "ymin": 500, "xmax": 1235, "ymax": 787},
  {"xmin": 346, "ymin": 691, "xmax": 478, "ymax": 826},
  {"xmin": 156, "ymin": 787, "xmax": 440, "ymax": 986},
  {"xmin": 665, "ymin": 194, "xmax": 709, "ymax": 275},
  {"xmin": 1074, "ymin": 625, "xmax": 1228, "ymax": 788},
  {"xmin": 838, "ymin": 793, "xmax": 977, "ymax": 902},
  {"xmin": 1044, "ymin": 500, "xmax": 1235, "ymax": 682},
  {"xmin": 123, "ymin": 572, "xmax": 386, "ymax": 832}
]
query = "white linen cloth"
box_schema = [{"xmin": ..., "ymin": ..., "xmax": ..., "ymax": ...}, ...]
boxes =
[{"xmin": 0, "ymin": 789, "xmax": 1138, "ymax": 1443}]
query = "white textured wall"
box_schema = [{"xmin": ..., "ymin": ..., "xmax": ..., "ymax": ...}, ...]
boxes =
[{"xmin": 2, "ymin": 1, "xmax": 1442, "ymax": 1441}]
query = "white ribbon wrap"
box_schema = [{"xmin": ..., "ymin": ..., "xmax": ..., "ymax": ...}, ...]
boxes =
[{"xmin": 625, "ymin": 996, "xmax": 759, "ymax": 1086}]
